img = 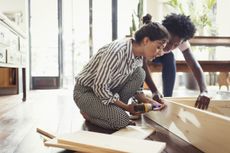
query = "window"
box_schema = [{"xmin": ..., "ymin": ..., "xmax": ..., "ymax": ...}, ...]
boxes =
[
  {"xmin": 30, "ymin": 0, "xmax": 59, "ymax": 76},
  {"xmin": 117, "ymin": 0, "xmax": 139, "ymax": 38}
]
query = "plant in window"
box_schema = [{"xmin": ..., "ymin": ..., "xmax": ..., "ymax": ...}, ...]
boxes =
[
  {"xmin": 164, "ymin": 0, "xmax": 217, "ymax": 35},
  {"xmin": 129, "ymin": 0, "xmax": 143, "ymax": 36}
]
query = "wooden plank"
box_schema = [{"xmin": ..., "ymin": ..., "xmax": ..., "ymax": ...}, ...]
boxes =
[
  {"xmin": 164, "ymin": 97, "xmax": 230, "ymax": 102},
  {"xmin": 164, "ymin": 97, "xmax": 230, "ymax": 117},
  {"xmin": 45, "ymin": 138, "xmax": 83, "ymax": 152},
  {"xmin": 36, "ymin": 128, "xmax": 56, "ymax": 139},
  {"xmin": 41, "ymin": 126, "xmax": 160, "ymax": 152},
  {"xmin": 57, "ymin": 130, "xmax": 165, "ymax": 153},
  {"xmin": 148, "ymin": 60, "xmax": 230, "ymax": 72},
  {"xmin": 38, "ymin": 125, "xmax": 155, "ymax": 140},
  {"xmin": 145, "ymin": 99, "xmax": 230, "ymax": 153},
  {"xmin": 164, "ymin": 96, "xmax": 230, "ymax": 101},
  {"xmin": 189, "ymin": 36, "xmax": 230, "ymax": 46},
  {"xmin": 112, "ymin": 125, "xmax": 155, "ymax": 139}
]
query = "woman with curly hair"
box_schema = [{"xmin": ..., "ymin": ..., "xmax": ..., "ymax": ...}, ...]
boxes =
[{"xmin": 143, "ymin": 13, "xmax": 210, "ymax": 110}]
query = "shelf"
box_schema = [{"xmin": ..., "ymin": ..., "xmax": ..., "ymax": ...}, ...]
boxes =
[
  {"xmin": 189, "ymin": 36, "xmax": 230, "ymax": 46},
  {"xmin": 0, "ymin": 63, "xmax": 26, "ymax": 68}
]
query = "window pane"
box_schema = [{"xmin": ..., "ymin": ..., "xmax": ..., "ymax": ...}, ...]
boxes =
[
  {"xmin": 62, "ymin": 0, "xmax": 90, "ymax": 87},
  {"xmin": 92, "ymin": 0, "xmax": 112, "ymax": 53},
  {"xmin": 31, "ymin": 0, "xmax": 58, "ymax": 76},
  {"xmin": 118, "ymin": 0, "xmax": 139, "ymax": 38}
]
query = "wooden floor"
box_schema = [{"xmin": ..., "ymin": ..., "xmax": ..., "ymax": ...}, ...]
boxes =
[{"xmin": 0, "ymin": 89, "xmax": 203, "ymax": 153}]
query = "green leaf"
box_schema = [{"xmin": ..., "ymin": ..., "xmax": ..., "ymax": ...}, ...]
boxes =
[
  {"xmin": 138, "ymin": 0, "xmax": 143, "ymax": 18},
  {"xmin": 132, "ymin": 14, "xmax": 137, "ymax": 32},
  {"xmin": 207, "ymin": 0, "xmax": 216, "ymax": 9}
]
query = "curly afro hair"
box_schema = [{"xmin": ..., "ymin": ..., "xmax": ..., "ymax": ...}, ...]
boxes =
[{"xmin": 162, "ymin": 13, "xmax": 196, "ymax": 41}]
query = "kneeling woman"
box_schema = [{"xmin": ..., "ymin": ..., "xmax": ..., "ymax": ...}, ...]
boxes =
[{"xmin": 73, "ymin": 22, "xmax": 170, "ymax": 130}]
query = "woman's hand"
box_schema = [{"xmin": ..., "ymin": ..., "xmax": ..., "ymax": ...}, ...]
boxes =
[
  {"xmin": 127, "ymin": 103, "xmax": 142, "ymax": 115},
  {"xmin": 195, "ymin": 91, "xmax": 211, "ymax": 110},
  {"xmin": 152, "ymin": 91, "xmax": 164, "ymax": 104},
  {"xmin": 134, "ymin": 92, "xmax": 166, "ymax": 112}
]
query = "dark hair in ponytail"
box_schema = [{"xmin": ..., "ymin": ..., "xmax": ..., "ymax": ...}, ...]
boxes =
[
  {"xmin": 134, "ymin": 14, "xmax": 170, "ymax": 43},
  {"xmin": 142, "ymin": 14, "xmax": 152, "ymax": 24}
]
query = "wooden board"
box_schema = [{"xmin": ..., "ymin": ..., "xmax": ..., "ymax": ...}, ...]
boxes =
[
  {"xmin": 164, "ymin": 97, "xmax": 230, "ymax": 117},
  {"xmin": 112, "ymin": 125, "xmax": 155, "ymax": 139},
  {"xmin": 45, "ymin": 138, "xmax": 85, "ymax": 152},
  {"xmin": 57, "ymin": 130, "xmax": 165, "ymax": 153},
  {"xmin": 41, "ymin": 126, "xmax": 160, "ymax": 153},
  {"xmin": 38, "ymin": 125, "xmax": 155, "ymax": 140},
  {"xmin": 145, "ymin": 99, "xmax": 230, "ymax": 153}
]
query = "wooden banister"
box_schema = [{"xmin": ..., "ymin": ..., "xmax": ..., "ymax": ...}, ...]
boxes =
[
  {"xmin": 148, "ymin": 60, "xmax": 230, "ymax": 72},
  {"xmin": 189, "ymin": 36, "xmax": 230, "ymax": 46}
]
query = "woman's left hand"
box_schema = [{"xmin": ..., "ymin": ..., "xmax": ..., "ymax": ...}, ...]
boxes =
[
  {"xmin": 195, "ymin": 92, "xmax": 211, "ymax": 110},
  {"xmin": 152, "ymin": 91, "xmax": 164, "ymax": 104}
]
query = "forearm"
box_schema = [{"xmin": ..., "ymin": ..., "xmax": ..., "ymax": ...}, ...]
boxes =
[
  {"xmin": 134, "ymin": 92, "xmax": 152, "ymax": 104},
  {"xmin": 191, "ymin": 64, "xmax": 207, "ymax": 93},
  {"xmin": 113, "ymin": 99, "xmax": 129, "ymax": 111},
  {"xmin": 183, "ymin": 49, "xmax": 208, "ymax": 93},
  {"xmin": 143, "ymin": 58, "xmax": 158, "ymax": 93}
]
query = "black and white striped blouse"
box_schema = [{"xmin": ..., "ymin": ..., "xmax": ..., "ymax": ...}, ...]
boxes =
[{"xmin": 75, "ymin": 38, "xmax": 143, "ymax": 105}]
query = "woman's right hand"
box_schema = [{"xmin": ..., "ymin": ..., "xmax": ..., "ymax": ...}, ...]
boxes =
[{"xmin": 127, "ymin": 103, "xmax": 142, "ymax": 115}]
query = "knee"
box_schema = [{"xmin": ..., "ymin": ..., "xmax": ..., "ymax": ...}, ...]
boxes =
[
  {"xmin": 111, "ymin": 114, "xmax": 130, "ymax": 129},
  {"xmin": 105, "ymin": 109, "xmax": 130, "ymax": 129}
]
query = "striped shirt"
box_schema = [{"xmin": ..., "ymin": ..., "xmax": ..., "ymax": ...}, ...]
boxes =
[{"xmin": 75, "ymin": 38, "xmax": 143, "ymax": 105}]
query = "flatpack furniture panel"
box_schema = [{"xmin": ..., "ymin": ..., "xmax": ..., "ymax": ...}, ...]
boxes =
[
  {"xmin": 164, "ymin": 97, "xmax": 230, "ymax": 117},
  {"xmin": 37, "ymin": 126, "xmax": 161, "ymax": 153},
  {"xmin": 111, "ymin": 125, "xmax": 155, "ymax": 139},
  {"xmin": 145, "ymin": 98, "xmax": 230, "ymax": 153},
  {"xmin": 0, "ymin": 13, "xmax": 27, "ymax": 101},
  {"xmin": 58, "ymin": 131, "xmax": 165, "ymax": 153}
]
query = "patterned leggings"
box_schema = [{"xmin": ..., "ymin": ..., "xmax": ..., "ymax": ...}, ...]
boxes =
[{"xmin": 73, "ymin": 67, "xmax": 146, "ymax": 130}]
